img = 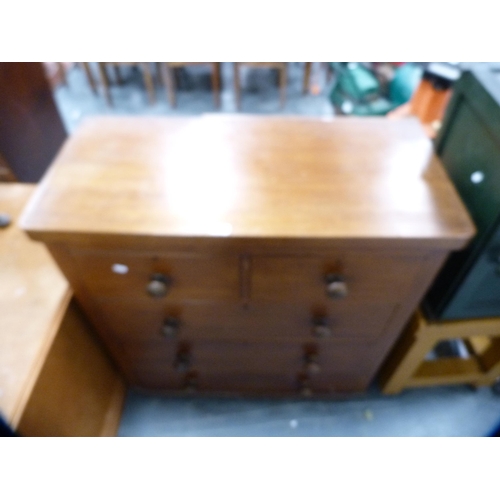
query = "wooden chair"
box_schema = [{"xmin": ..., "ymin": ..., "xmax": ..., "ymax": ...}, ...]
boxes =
[
  {"xmin": 97, "ymin": 62, "xmax": 155, "ymax": 106},
  {"xmin": 80, "ymin": 62, "xmax": 97, "ymax": 95},
  {"xmin": 43, "ymin": 62, "xmax": 98, "ymax": 95},
  {"xmin": 160, "ymin": 62, "xmax": 221, "ymax": 108},
  {"xmin": 233, "ymin": 62, "xmax": 287, "ymax": 110},
  {"xmin": 303, "ymin": 62, "xmax": 312, "ymax": 94}
]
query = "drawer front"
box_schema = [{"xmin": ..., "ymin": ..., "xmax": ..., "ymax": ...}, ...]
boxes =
[
  {"xmin": 95, "ymin": 300, "xmax": 399, "ymax": 342},
  {"xmin": 251, "ymin": 253, "xmax": 421, "ymax": 303},
  {"xmin": 69, "ymin": 249, "xmax": 240, "ymax": 302},
  {"xmin": 120, "ymin": 340, "xmax": 300, "ymax": 393},
  {"xmin": 116, "ymin": 339, "xmax": 373, "ymax": 394},
  {"xmin": 307, "ymin": 344, "xmax": 380, "ymax": 393}
]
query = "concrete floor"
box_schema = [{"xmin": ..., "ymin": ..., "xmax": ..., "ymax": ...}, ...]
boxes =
[
  {"xmin": 117, "ymin": 386, "xmax": 500, "ymax": 437},
  {"xmin": 52, "ymin": 62, "xmax": 500, "ymax": 436}
]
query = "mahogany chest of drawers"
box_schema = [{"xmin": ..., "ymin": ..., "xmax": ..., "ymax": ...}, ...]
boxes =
[{"xmin": 21, "ymin": 115, "xmax": 475, "ymax": 396}]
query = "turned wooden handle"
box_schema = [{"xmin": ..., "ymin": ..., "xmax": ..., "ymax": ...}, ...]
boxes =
[
  {"xmin": 324, "ymin": 274, "xmax": 348, "ymax": 299},
  {"xmin": 298, "ymin": 378, "xmax": 313, "ymax": 397},
  {"xmin": 174, "ymin": 351, "xmax": 190, "ymax": 373},
  {"xmin": 304, "ymin": 352, "xmax": 321, "ymax": 375},
  {"xmin": 312, "ymin": 317, "xmax": 332, "ymax": 338},
  {"xmin": 184, "ymin": 373, "xmax": 198, "ymax": 393},
  {"xmin": 161, "ymin": 317, "xmax": 180, "ymax": 338},
  {"xmin": 146, "ymin": 273, "xmax": 171, "ymax": 298}
]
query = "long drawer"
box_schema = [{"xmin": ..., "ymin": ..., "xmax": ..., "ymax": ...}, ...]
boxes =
[
  {"xmin": 68, "ymin": 248, "xmax": 422, "ymax": 305},
  {"xmin": 115, "ymin": 339, "xmax": 373, "ymax": 395},
  {"xmin": 94, "ymin": 299, "xmax": 400, "ymax": 342}
]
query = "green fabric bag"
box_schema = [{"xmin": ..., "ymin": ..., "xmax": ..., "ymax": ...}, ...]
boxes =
[{"xmin": 329, "ymin": 63, "xmax": 423, "ymax": 116}]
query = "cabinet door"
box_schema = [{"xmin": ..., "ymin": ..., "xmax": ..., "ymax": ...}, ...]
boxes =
[
  {"xmin": 440, "ymin": 100, "xmax": 500, "ymax": 238},
  {"xmin": 439, "ymin": 225, "xmax": 500, "ymax": 319},
  {"xmin": 428, "ymin": 89, "xmax": 500, "ymax": 319}
]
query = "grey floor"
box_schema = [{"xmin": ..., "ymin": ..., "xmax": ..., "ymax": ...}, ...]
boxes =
[
  {"xmin": 54, "ymin": 62, "xmax": 333, "ymax": 133},
  {"xmin": 53, "ymin": 63, "xmax": 500, "ymax": 437}
]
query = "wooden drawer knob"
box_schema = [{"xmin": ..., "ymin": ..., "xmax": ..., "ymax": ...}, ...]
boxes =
[
  {"xmin": 174, "ymin": 350, "xmax": 190, "ymax": 373},
  {"xmin": 312, "ymin": 317, "xmax": 332, "ymax": 338},
  {"xmin": 146, "ymin": 273, "xmax": 171, "ymax": 298},
  {"xmin": 324, "ymin": 274, "xmax": 347, "ymax": 299},
  {"xmin": 298, "ymin": 377, "xmax": 313, "ymax": 397},
  {"xmin": 304, "ymin": 352, "xmax": 321, "ymax": 375},
  {"xmin": 161, "ymin": 317, "xmax": 180, "ymax": 338},
  {"xmin": 184, "ymin": 372, "xmax": 198, "ymax": 393}
]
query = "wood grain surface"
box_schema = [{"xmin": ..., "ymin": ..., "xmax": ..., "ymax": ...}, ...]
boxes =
[
  {"xmin": 0, "ymin": 184, "xmax": 125, "ymax": 434},
  {"xmin": 17, "ymin": 116, "xmax": 477, "ymax": 396},
  {"xmin": 20, "ymin": 115, "xmax": 475, "ymax": 248},
  {"xmin": 17, "ymin": 300, "xmax": 126, "ymax": 437},
  {"xmin": 0, "ymin": 184, "xmax": 70, "ymax": 427}
]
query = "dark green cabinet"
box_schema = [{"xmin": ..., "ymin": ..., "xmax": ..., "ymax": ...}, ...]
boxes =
[{"xmin": 424, "ymin": 64, "xmax": 500, "ymax": 320}]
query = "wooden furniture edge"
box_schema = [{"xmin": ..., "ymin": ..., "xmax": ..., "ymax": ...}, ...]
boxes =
[
  {"xmin": 100, "ymin": 376, "xmax": 127, "ymax": 437},
  {"xmin": 10, "ymin": 288, "xmax": 73, "ymax": 429},
  {"xmin": 379, "ymin": 309, "xmax": 500, "ymax": 395}
]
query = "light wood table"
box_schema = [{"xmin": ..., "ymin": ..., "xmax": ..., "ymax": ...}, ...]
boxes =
[
  {"xmin": 380, "ymin": 310, "xmax": 500, "ymax": 394},
  {"xmin": 0, "ymin": 184, "xmax": 125, "ymax": 436}
]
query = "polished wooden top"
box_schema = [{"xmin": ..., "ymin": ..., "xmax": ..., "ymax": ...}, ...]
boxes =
[
  {"xmin": 21, "ymin": 115, "xmax": 474, "ymax": 248},
  {"xmin": 0, "ymin": 184, "xmax": 70, "ymax": 428}
]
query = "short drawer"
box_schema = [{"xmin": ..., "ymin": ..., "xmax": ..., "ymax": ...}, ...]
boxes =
[
  {"xmin": 94, "ymin": 300, "xmax": 399, "ymax": 342},
  {"xmin": 251, "ymin": 253, "xmax": 422, "ymax": 304},
  {"xmin": 305, "ymin": 344, "xmax": 380, "ymax": 394},
  {"xmin": 120, "ymin": 340, "xmax": 300, "ymax": 393},
  {"xmin": 119, "ymin": 339, "xmax": 299, "ymax": 369},
  {"xmin": 69, "ymin": 249, "xmax": 240, "ymax": 302}
]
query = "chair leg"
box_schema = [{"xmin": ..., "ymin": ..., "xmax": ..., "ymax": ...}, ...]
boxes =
[
  {"xmin": 113, "ymin": 64, "xmax": 122, "ymax": 85},
  {"xmin": 81, "ymin": 62, "xmax": 97, "ymax": 94},
  {"xmin": 303, "ymin": 62, "xmax": 312, "ymax": 94},
  {"xmin": 279, "ymin": 64, "xmax": 287, "ymax": 108},
  {"xmin": 211, "ymin": 62, "xmax": 221, "ymax": 108},
  {"xmin": 233, "ymin": 63, "xmax": 241, "ymax": 111},
  {"xmin": 57, "ymin": 63, "xmax": 68, "ymax": 86},
  {"xmin": 97, "ymin": 62, "xmax": 112, "ymax": 107},
  {"xmin": 0, "ymin": 153, "xmax": 16, "ymax": 182},
  {"xmin": 160, "ymin": 63, "xmax": 176, "ymax": 107},
  {"xmin": 325, "ymin": 62, "xmax": 334, "ymax": 82},
  {"xmin": 140, "ymin": 63, "xmax": 155, "ymax": 104}
]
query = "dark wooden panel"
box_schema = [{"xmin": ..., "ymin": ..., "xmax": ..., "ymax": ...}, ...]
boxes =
[
  {"xmin": 117, "ymin": 339, "xmax": 371, "ymax": 394},
  {"xmin": 69, "ymin": 248, "xmax": 240, "ymax": 302},
  {"xmin": 93, "ymin": 299, "xmax": 399, "ymax": 343},
  {"xmin": 0, "ymin": 63, "xmax": 66, "ymax": 182},
  {"xmin": 17, "ymin": 300, "xmax": 126, "ymax": 437},
  {"xmin": 251, "ymin": 253, "xmax": 423, "ymax": 303}
]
